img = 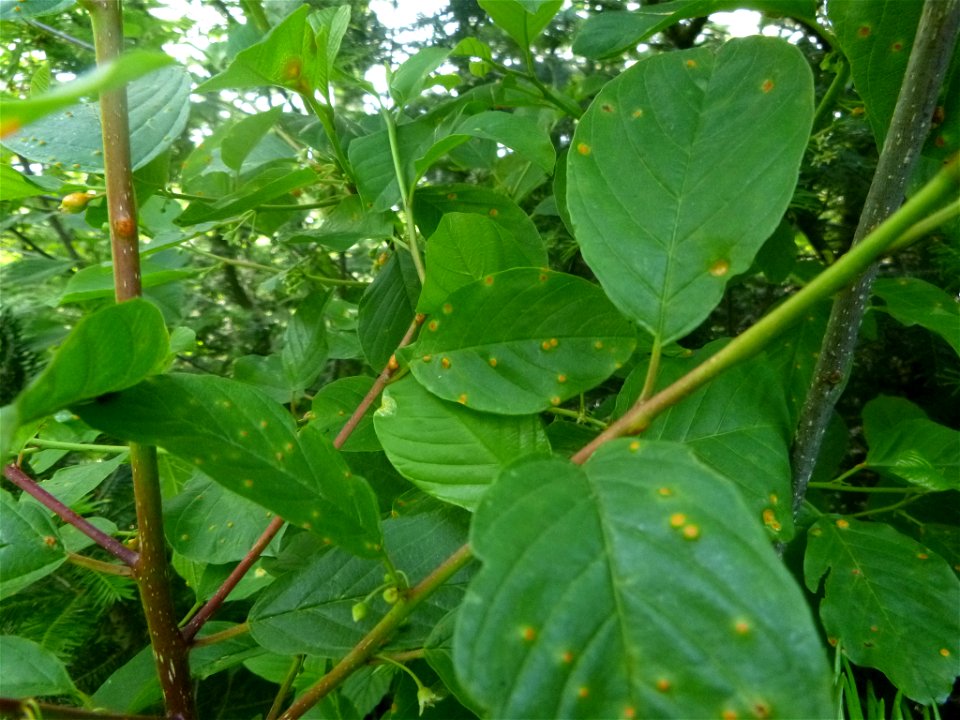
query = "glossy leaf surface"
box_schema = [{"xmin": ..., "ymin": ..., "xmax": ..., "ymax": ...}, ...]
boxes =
[
  {"xmin": 454, "ymin": 441, "xmax": 834, "ymax": 718},
  {"xmin": 0, "ymin": 490, "xmax": 66, "ymax": 601},
  {"xmin": 4, "ymin": 66, "xmax": 191, "ymax": 172},
  {"xmin": 805, "ymin": 517, "xmax": 960, "ymax": 703},
  {"xmin": 74, "ymin": 374, "xmax": 383, "ymax": 557},
  {"xmin": 249, "ymin": 508, "xmax": 470, "ymax": 655},
  {"xmin": 478, "ymin": 0, "xmax": 563, "ymax": 52},
  {"xmin": 418, "ymin": 212, "xmax": 532, "ymax": 314},
  {"xmin": 0, "ymin": 635, "xmax": 76, "ymax": 697},
  {"xmin": 15, "ymin": 299, "xmax": 169, "ymax": 425},
  {"xmin": 567, "ymin": 37, "xmax": 813, "ymax": 343},
  {"xmin": 403, "ymin": 268, "xmax": 636, "ymax": 414},
  {"xmin": 358, "ymin": 251, "xmax": 420, "ymax": 370},
  {"xmin": 872, "ymin": 277, "xmax": 960, "ymax": 355},
  {"xmin": 374, "ymin": 376, "xmax": 550, "ymax": 509}
]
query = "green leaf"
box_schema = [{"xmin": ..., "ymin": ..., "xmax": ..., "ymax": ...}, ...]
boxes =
[
  {"xmin": 478, "ymin": 0, "xmax": 563, "ymax": 53},
  {"xmin": 59, "ymin": 252, "xmax": 197, "ymax": 305},
  {"xmin": 829, "ymin": 0, "xmax": 922, "ymax": 148},
  {"xmin": 0, "ymin": 489, "xmax": 67, "ymax": 601},
  {"xmin": 418, "ymin": 212, "xmax": 532, "ymax": 314},
  {"xmin": 374, "ymin": 376, "xmax": 550, "ymax": 510},
  {"xmin": 164, "ymin": 473, "xmax": 281, "ymax": 564},
  {"xmin": 0, "ymin": 164, "xmax": 47, "ymax": 200},
  {"xmin": 390, "ymin": 47, "xmax": 452, "ymax": 107},
  {"xmin": 872, "ymin": 277, "xmax": 960, "ymax": 356},
  {"xmin": 196, "ymin": 5, "xmax": 345, "ymax": 95},
  {"xmin": 402, "ymin": 268, "xmax": 636, "ymax": 414},
  {"xmin": 0, "ymin": 0, "xmax": 74, "ymax": 20},
  {"xmin": 455, "ymin": 110, "xmax": 556, "ymax": 172},
  {"xmin": 176, "ymin": 165, "xmax": 317, "ymax": 225},
  {"xmin": 21, "ymin": 453, "xmax": 127, "ymax": 513},
  {"xmin": 221, "ymin": 107, "xmax": 283, "ymax": 172},
  {"xmin": 805, "ymin": 517, "xmax": 960, "ymax": 703},
  {"xmin": 0, "ymin": 51, "xmax": 172, "ymax": 135},
  {"xmin": 74, "ymin": 373, "xmax": 383, "ymax": 557},
  {"xmin": 232, "ymin": 353, "xmax": 291, "ymax": 404},
  {"xmin": 454, "ymin": 441, "xmax": 834, "ymax": 718},
  {"xmin": 281, "ymin": 291, "xmax": 329, "ymax": 393},
  {"xmin": 571, "ymin": 0, "xmax": 818, "ymax": 59},
  {"xmin": 862, "ymin": 396, "xmax": 959, "ymax": 491},
  {"xmin": 0, "ymin": 635, "xmax": 76, "ymax": 698},
  {"xmin": 358, "ymin": 251, "xmax": 420, "ymax": 371},
  {"xmin": 249, "ymin": 508, "xmax": 471, "ymax": 656},
  {"xmin": 308, "ymin": 376, "xmax": 380, "ymax": 452},
  {"xmin": 414, "ymin": 184, "xmax": 548, "ymax": 266},
  {"xmin": 282, "ymin": 195, "xmax": 395, "ymax": 251},
  {"xmin": 621, "ymin": 343, "xmax": 795, "ymax": 539},
  {"xmin": 15, "ymin": 299, "xmax": 168, "ymax": 425},
  {"xmin": 566, "ymin": 37, "xmax": 813, "ymax": 344},
  {"xmin": 3, "ymin": 65, "xmax": 191, "ymax": 173}
]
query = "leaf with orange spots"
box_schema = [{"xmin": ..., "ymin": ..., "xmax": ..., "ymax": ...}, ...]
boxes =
[
  {"xmin": 828, "ymin": 0, "xmax": 923, "ymax": 148},
  {"xmin": 374, "ymin": 376, "xmax": 550, "ymax": 510},
  {"xmin": 566, "ymin": 37, "xmax": 813, "ymax": 345},
  {"xmin": 74, "ymin": 374, "xmax": 383, "ymax": 558},
  {"xmin": 402, "ymin": 268, "xmax": 636, "ymax": 414},
  {"xmin": 805, "ymin": 516, "xmax": 960, "ymax": 703},
  {"xmin": 455, "ymin": 440, "xmax": 834, "ymax": 718}
]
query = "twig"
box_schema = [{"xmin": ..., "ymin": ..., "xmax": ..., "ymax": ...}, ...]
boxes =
[
  {"xmin": 0, "ymin": 698, "xmax": 160, "ymax": 720},
  {"xmin": 790, "ymin": 0, "xmax": 960, "ymax": 517},
  {"xmin": 26, "ymin": 18, "xmax": 96, "ymax": 52},
  {"xmin": 3, "ymin": 463, "xmax": 138, "ymax": 566}
]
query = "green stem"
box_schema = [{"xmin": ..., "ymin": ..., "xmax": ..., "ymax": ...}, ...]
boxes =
[
  {"xmin": 846, "ymin": 494, "xmax": 923, "ymax": 519},
  {"xmin": 67, "ymin": 552, "xmax": 133, "ymax": 576},
  {"xmin": 26, "ymin": 438, "xmax": 130, "ymax": 454},
  {"xmin": 639, "ymin": 338, "xmax": 662, "ymax": 402},
  {"xmin": 278, "ymin": 543, "xmax": 474, "ymax": 720},
  {"xmin": 301, "ymin": 272, "xmax": 370, "ymax": 287},
  {"xmin": 810, "ymin": 56, "xmax": 849, "ymax": 133},
  {"xmin": 301, "ymin": 91, "xmax": 354, "ymax": 181},
  {"xmin": 267, "ymin": 655, "xmax": 304, "ymax": 720},
  {"xmin": 185, "ymin": 247, "xmax": 276, "ymax": 272},
  {"xmin": 806, "ymin": 482, "xmax": 921, "ymax": 494},
  {"xmin": 570, "ymin": 156, "xmax": 960, "ymax": 465},
  {"xmin": 888, "ymin": 198, "xmax": 960, "ymax": 252},
  {"xmin": 544, "ymin": 406, "xmax": 608, "ymax": 430},
  {"xmin": 380, "ymin": 107, "xmax": 426, "ymax": 283},
  {"xmin": 188, "ymin": 621, "xmax": 251, "ymax": 648}
]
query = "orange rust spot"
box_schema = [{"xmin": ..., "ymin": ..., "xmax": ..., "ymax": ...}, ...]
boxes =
[
  {"xmin": 934, "ymin": 135, "xmax": 946, "ymax": 148},
  {"xmin": 722, "ymin": 711, "xmax": 739, "ymax": 720},
  {"xmin": 387, "ymin": 355, "xmax": 399, "ymax": 370},
  {"xmin": 752, "ymin": 702, "xmax": 771, "ymax": 719},
  {"xmin": 484, "ymin": 275, "xmax": 495, "ymax": 286},
  {"xmin": 557, "ymin": 374, "xmax": 568, "ymax": 383},
  {"xmin": 522, "ymin": 626, "xmax": 536, "ymax": 641},
  {"xmin": 283, "ymin": 57, "xmax": 302, "ymax": 80},
  {"xmin": 539, "ymin": 272, "xmax": 549, "ymax": 282},
  {"xmin": 260, "ymin": 420, "xmax": 268, "ymax": 428},
  {"xmin": 577, "ymin": 142, "xmax": 591, "ymax": 156},
  {"xmin": 917, "ymin": 552, "xmax": 929, "ymax": 560},
  {"xmin": 734, "ymin": 620, "xmax": 750, "ymax": 635},
  {"xmin": 43, "ymin": 535, "xmax": 57, "ymax": 547},
  {"xmin": 940, "ymin": 648, "xmax": 951, "ymax": 657},
  {"xmin": 836, "ymin": 518, "xmax": 850, "ymax": 529},
  {"xmin": 632, "ymin": 109, "xmax": 643, "ymax": 119},
  {"xmin": 442, "ymin": 302, "xmax": 454, "ymax": 314},
  {"xmin": 709, "ymin": 259, "xmax": 730, "ymax": 277},
  {"xmin": 561, "ymin": 651, "xmax": 573, "ymax": 663},
  {"xmin": 769, "ymin": 493, "xmax": 778, "ymax": 505},
  {"xmin": 489, "ymin": 208, "xmax": 499, "ymax": 217},
  {"xmin": 549, "ymin": 338, "xmax": 559, "ymax": 348},
  {"xmin": 851, "ymin": 105, "xmax": 865, "ymax": 116},
  {"xmin": 601, "ymin": 103, "xmax": 614, "ymax": 113},
  {"xmin": 113, "ymin": 216, "xmax": 136, "ymax": 236},
  {"xmin": 541, "ymin": 340, "xmax": 552, "ymax": 351},
  {"xmin": 857, "ymin": 25, "xmax": 871, "ymax": 37},
  {"xmin": 851, "ymin": 568, "xmax": 862, "ymax": 576},
  {"xmin": 624, "ymin": 708, "xmax": 637, "ymax": 720},
  {"xmin": 488, "ymin": 357, "xmax": 498, "ymax": 367},
  {"xmin": 682, "ymin": 524, "xmax": 700, "ymax": 540},
  {"xmin": 550, "ymin": 396, "xmax": 562, "ymax": 406},
  {"xmin": 577, "ymin": 687, "xmax": 589, "ymax": 699},
  {"xmin": 891, "ymin": 41, "xmax": 904, "ymax": 52},
  {"xmin": 594, "ymin": 341, "xmax": 604, "ymax": 350},
  {"xmin": 422, "ymin": 354, "xmax": 432, "ymax": 363},
  {"xmin": 446, "ymin": 192, "xmax": 457, "ymax": 200},
  {"xmin": 441, "ymin": 357, "xmax": 451, "ymax": 369},
  {"xmin": 761, "ymin": 79, "xmax": 774, "ymax": 93},
  {"xmin": 658, "ymin": 487, "xmax": 672, "ymax": 497},
  {"xmin": 932, "ymin": 106, "xmax": 945, "ymax": 126},
  {"xmin": 670, "ymin": 513, "xmax": 687, "ymax": 528},
  {"xmin": 685, "ymin": 59, "xmax": 697, "ymax": 68},
  {"xmin": 870, "ymin": 625, "xmax": 879, "ymax": 632},
  {"xmin": 828, "ymin": 636, "xmax": 838, "ymax": 646},
  {"xmin": 629, "ymin": 440, "xmax": 641, "ymax": 452},
  {"xmin": 655, "ymin": 678, "xmax": 670, "ymax": 692},
  {"xmin": 457, "ymin": 393, "xmax": 468, "ymax": 405},
  {"xmin": 428, "ymin": 320, "xmax": 440, "ymax": 331}
]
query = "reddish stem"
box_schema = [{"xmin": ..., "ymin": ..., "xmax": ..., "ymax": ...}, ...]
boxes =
[{"xmin": 3, "ymin": 463, "xmax": 138, "ymax": 566}]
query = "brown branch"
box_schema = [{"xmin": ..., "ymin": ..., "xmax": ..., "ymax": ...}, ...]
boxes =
[
  {"xmin": 3, "ymin": 463, "xmax": 138, "ymax": 566},
  {"xmin": 789, "ymin": 0, "xmax": 960, "ymax": 517}
]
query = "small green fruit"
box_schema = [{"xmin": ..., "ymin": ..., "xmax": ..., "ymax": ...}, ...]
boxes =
[
  {"xmin": 351, "ymin": 602, "xmax": 368, "ymax": 622},
  {"xmin": 60, "ymin": 192, "xmax": 93, "ymax": 213},
  {"xmin": 382, "ymin": 586, "xmax": 399, "ymax": 604}
]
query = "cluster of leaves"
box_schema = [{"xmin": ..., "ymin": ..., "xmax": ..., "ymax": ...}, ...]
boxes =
[{"xmin": 1, "ymin": 0, "xmax": 958, "ymax": 718}]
